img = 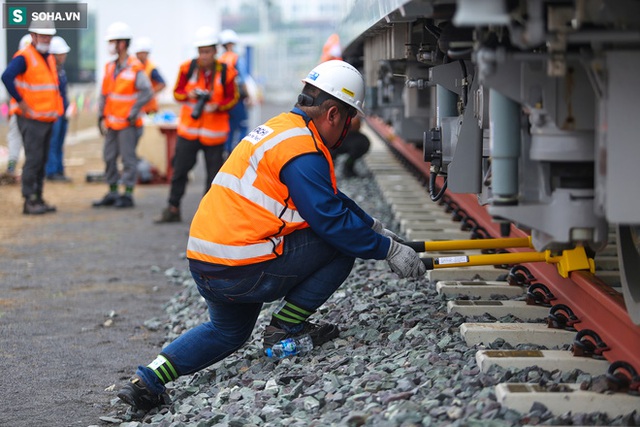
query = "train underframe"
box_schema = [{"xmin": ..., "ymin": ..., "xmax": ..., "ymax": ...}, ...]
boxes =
[{"xmin": 338, "ymin": 0, "xmax": 640, "ymax": 324}]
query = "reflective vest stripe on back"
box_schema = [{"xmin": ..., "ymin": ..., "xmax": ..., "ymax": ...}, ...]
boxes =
[{"xmin": 187, "ymin": 112, "xmax": 337, "ymax": 266}]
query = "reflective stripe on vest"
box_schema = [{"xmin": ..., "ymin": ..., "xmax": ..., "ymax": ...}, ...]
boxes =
[
  {"xmin": 187, "ymin": 113, "xmax": 337, "ymax": 266},
  {"xmin": 13, "ymin": 45, "xmax": 62, "ymax": 122}
]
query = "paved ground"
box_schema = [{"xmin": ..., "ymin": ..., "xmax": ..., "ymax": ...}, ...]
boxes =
[{"xmin": 0, "ymin": 101, "xmax": 290, "ymax": 427}]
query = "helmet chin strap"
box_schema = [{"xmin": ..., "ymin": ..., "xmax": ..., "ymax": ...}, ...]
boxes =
[{"xmin": 332, "ymin": 114, "xmax": 352, "ymax": 150}]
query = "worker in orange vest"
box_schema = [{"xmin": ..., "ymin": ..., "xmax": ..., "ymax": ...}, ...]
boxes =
[
  {"xmin": 1, "ymin": 22, "xmax": 63, "ymax": 215},
  {"xmin": 93, "ymin": 22, "xmax": 153, "ymax": 209},
  {"xmin": 132, "ymin": 36, "xmax": 166, "ymax": 116},
  {"xmin": 116, "ymin": 60, "xmax": 425, "ymax": 413},
  {"xmin": 320, "ymin": 33, "xmax": 343, "ymax": 63},
  {"xmin": 154, "ymin": 26, "xmax": 238, "ymax": 223},
  {"xmin": 218, "ymin": 29, "xmax": 251, "ymax": 155}
]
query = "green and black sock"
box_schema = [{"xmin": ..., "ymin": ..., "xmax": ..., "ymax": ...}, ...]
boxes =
[
  {"xmin": 109, "ymin": 184, "xmax": 118, "ymax": 194},
  {"xmin": 147, "ymin": 354, "xmax": 178, "ymax": 385},
  {"xmin": 271, "ymin": 301, "xmax": 314, "ymax": 333}
]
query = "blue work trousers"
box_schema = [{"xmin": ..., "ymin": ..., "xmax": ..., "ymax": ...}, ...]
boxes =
[
  {"xmin": 45, "ymin": 117, "xmax": 69, "ymax": 177},
  {"xmin": 136, "ymin": 228, "xmax": 355, "ymax": 393}
]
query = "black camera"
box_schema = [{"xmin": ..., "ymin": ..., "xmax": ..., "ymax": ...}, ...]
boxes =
[{"xmin": 190, "ymin": 89, "xmax": 211, "ymax": 119}]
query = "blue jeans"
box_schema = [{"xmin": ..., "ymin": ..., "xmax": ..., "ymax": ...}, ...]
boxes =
[
  {"xmin": 45, "ymin": 117, "xmax": 68, "ymax": 176},
  {"xmin": 136, "ymin": 228, "xmax": 355, "ymax": 393},
  {"xmin": 223, "ymin": 100, "xmax": 248, "ymax": 154}
]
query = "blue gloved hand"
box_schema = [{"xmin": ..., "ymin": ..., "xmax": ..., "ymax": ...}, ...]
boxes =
[
  {"xmin": 372, "ymin": 218, "xmax": 404, "ymax": 242},
  {"xmin": 386, "ymin": 238, "xmax": 426, "ymax": 278}
]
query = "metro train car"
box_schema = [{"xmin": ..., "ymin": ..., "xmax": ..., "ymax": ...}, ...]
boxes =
[{"xmin": 337, "ymin": 0, "xmax": 640, "ymax": 324}]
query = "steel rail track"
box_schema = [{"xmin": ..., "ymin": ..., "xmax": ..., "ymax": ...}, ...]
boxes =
[{"xmin": 365, "ymin": 115, "xmax": 640, "ymax": 375}]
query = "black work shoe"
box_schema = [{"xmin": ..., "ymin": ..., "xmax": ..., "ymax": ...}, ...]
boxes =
[
  {"xmin": 263, "ymin": 321, "xmax": 340, "ymax": 349},
  {"xmin": 92, "ymin": 192, "xmax": 119, "ymax": 207},
  {"xmin": 154, "ymin": 207, "xmax": 181, "ymax": 223},
  {"xmin": 37, "ymin": 198, "xmax": 57, "ymax": 213},
  {"xmin": 23, "ymin": 200, "xmax": 48, "ymax": 215},
  {"xmin": 47, "ymin": 174, "xmax": 72, "ymax": 182},
  {"xmin": 117, "ymin": 375, "xmax": 168, "ymax": 412},
  {"xmin": 114, "ymin": 194, "xmax": 134, "ymax": 208}
]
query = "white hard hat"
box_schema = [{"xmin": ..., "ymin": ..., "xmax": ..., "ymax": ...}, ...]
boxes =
[
  {"xmin": 132, "ymin": 36, "xmax": 153, "ymax": 53},
  {"xmin": 29, "ymin": 21, "xmax": 56, "ymax": 35},
  {"xmin": 219, "ymin": 29, "xmax": 239, "ymax": 45},
  {"xmin": 194, "ymin": 26, "xmax": 218, "ymax": 48},
  {"xmin": 19, "ymin": 34, "xmax": 32, "ymax": 50},
  {"xmin": 49, "ymin": 36, "xmax": 70, "ymax": 54},
  {"xmin": 105, "ymin": 21, "xmax": 132, "ymax": 41},
  {"xmin": 302, "ymin": 60, "xmax": 365, "ymax": 115}
]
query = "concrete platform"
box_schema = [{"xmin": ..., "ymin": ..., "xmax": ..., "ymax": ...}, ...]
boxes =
[
  {"xmin": 496, "ymin": 382, "xmax": 640, "ymax": 417},
  {"xmin": 436, "ymin": 280, "xmax": 525, "ymax": 298},
  {"xmin": 428, "ymin": 267, "xmax": 507, "ymax": 282},
  {"xmin": 476, "ymin": 349, "xmax": 610, "ymax": 375},
  {"xmin": 460, "ymin": 322, "xmax": 576, "ymax": 347}
]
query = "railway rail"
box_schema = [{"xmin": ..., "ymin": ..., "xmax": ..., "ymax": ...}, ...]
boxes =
[{"xmin": 361, "ymin": 116, "xmax": 640, "ymax": 417}]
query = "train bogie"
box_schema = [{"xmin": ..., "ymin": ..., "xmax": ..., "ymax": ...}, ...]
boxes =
[{"xmin": 338, "ymin": 0, "xmax": 640, "ymax": 323}]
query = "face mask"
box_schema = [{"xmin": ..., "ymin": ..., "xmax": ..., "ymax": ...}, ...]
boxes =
[
  {"xmin": 35, "ymin": 42, "xmax": 50, "ymax": 54},
  {"xmin": 108, "ymin": 42, "xmax": 117, "ymax": 55}
]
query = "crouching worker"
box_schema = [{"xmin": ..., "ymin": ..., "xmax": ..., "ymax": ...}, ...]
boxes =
[{"xmin": 116, "ymin": 60, "xmax": 426, "ymax": 411}]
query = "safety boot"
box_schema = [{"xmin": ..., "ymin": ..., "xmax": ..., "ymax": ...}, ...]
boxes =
[
  {"xmin": 117, "ymin": 375, "xmax": 169, "ymax": 412},
  {"xmin": 92, "ymin": 192, "xmax": 119, "ymax": 207}
]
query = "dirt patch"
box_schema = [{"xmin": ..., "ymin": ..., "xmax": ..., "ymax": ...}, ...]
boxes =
[{"xmin": 0, "ymin": 111, "xmax": 203, "ymax": 427}]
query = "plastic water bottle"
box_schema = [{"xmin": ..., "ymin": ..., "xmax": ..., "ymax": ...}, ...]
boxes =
[{"xmin": 264, "ymin": 334, "xmax": 314, "ymax": 358}]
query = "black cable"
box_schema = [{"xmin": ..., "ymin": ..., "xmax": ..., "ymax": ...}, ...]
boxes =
[{"xmin": 429, "ymin": 171, "xmax": 448, "ymax": 202}]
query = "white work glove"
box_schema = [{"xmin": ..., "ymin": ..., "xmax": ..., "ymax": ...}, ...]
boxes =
[
  {"xmin": 372, "ymin": 218, "xmax": 404, "ymax": 242},
  {"xmin": 386, "ymin": 238, "xmax": 427, "ymax": 278}
]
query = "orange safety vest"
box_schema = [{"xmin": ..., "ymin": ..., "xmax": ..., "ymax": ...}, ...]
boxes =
[
  {"xmin": 187, "ymin": 112, "xmax": 338, "ymax": 266},
  {"xmin": 101, "ymin": 56, "xmax": 144, "ymax": 130},
  {"xmin": 141, "ymin": 60, "xmax": 160, "ymax": 114},
  {"xmin": 13, "ymin": 44, "xmax": 62, "ymax": 122},
  {"xmin": 218, "ymin": 50, "xmax": 238, "ymax": 69},
  {"xmin": 320, "ymin": 33, "xmax": 342, "ymax": 63},
  {"xmin": 176, "ymin": 59, "xmax": 236, "ymax": 145}
]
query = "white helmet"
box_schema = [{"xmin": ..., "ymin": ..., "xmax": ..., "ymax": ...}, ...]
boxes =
[
  {"xmin": 105, "ymin": 21, "xmax": 132, "ymax": 41},
  {"xmin": 302, "ymin": 60, "xmax": 365, "ymax": 115},
  {"xmin": 49, "ymin": 36, "xmax": 70, "ymax": 54},
  {"xmin": 18, "ymin": 34, "xmax": 32, "ymax": 50},
  {"xmin": 132, "ymin": 36, "xmax": 153, "ymax": 53},
  {"xmin": 219, "ymin": 29, "xmax": 239, "ymax": 45},
  {"xmin": 29, "ymin": 21, "xmax": 56, "ymax": 35},
  {"xmin": 194, "ymin": 26, "xmax": 218, "ymax": 48}
]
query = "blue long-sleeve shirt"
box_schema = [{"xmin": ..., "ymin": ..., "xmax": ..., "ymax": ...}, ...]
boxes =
[
  {"xmin": 281, "ymin": 152, "xmax": 390, "ymax": 260},
  {"xmin": 2, "ymin": 55, "xmax": 28, "ymax": 102},
  {"xmin": 149, "ymin": 68, "xmax": 165, "ymax": 85},
  {"xmin": 58, "ymin": 67, "xmax": 68, "ymax": 112}
]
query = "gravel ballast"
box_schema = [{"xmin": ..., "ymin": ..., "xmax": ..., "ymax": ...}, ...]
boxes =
[{"xmin": 100, "ymin": 159, "xmax": 640, "ymax": 427}]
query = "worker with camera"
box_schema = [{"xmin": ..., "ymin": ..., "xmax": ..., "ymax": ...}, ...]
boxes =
[{"xmin": 155, "ymin": 26, "xmax": 238, "ymax": 223}]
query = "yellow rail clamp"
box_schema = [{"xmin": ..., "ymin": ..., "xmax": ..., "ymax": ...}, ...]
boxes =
[
  {"xmin": 551, "ymin": 246, "xmax": 596, "ymax": 278},
  {"xmin": 418, "ymin": 243, "xmax": 595, "ymax": 278}
]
